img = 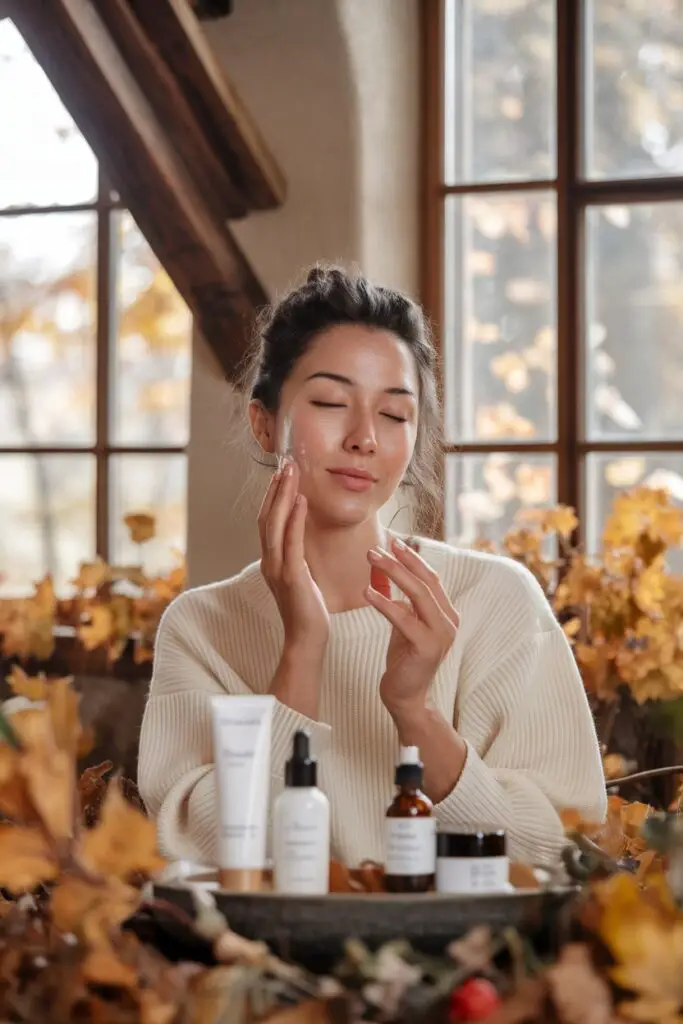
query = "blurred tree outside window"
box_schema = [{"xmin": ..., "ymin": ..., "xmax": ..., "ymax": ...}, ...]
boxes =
[
  {"xmin": 433, "ymin": 0, "xmax": 683, "ymax": 560},
  {"xmin": 0, "ymin": 19, "xmax": 191, "ymax": 596}
]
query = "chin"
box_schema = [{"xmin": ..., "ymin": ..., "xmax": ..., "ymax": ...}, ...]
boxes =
[{"xmin": 307, "ymin": 494, "xmax": 381, "ymax": 529}]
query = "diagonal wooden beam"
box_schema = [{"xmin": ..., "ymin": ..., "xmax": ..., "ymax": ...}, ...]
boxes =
[
  {"xmin": 95, "ymin": 0, "xmax": 248, "ymax": 221},
  {"xmin": 130, "ymin": 0, "xmax": 286, "ymax": 211},
  {"xmin": 7, "ymin": 0, "xmax": 267, "ymax": 378}
]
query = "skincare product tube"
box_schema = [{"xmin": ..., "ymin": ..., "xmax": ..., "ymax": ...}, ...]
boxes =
[{"xmin": 212, "ymin": 694, "xmax": 275, "ymax": 891}]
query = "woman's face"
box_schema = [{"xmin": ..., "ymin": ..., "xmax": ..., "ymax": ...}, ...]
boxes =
[{"xmin": 254, "ymin": 324, "xmax": 420, "ymax": 528}]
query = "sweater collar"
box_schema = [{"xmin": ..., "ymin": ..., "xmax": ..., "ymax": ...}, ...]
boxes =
[{"xmin": 236, "ymin": 561, "xmax": 389, "ymax": 640}]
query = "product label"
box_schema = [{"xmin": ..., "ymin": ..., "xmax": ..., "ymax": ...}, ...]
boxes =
[
  {"xmin": 274, "ymin": 816, "xmax": 330, "ymax": 895},
  {"xmin": 436, "ymin": 856, "xmax": 509, "ymax": 895},
  {"xmin": 385, "ymin": 817, "xmax": 436, "ymax": 877}
]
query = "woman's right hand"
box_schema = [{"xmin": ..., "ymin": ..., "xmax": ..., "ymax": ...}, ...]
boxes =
[{"xmin": 258, "ymin": 461, "xmax": 330, "ymax": 660}]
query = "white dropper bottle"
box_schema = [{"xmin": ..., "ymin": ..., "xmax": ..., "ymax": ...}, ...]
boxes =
[{"xmin": 273, "ymin": 730, "xmax": 330, "ymax": 895}]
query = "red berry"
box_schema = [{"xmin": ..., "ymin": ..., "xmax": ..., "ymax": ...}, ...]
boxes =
[{"xmin": 449, "ymin": 978, "xmax": 501, "ymax": 1022}]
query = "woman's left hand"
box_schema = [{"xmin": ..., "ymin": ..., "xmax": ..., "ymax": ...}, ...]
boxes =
[{"xmin": 366, "ymin": 537, "xmax": 460, "ymax": 718}]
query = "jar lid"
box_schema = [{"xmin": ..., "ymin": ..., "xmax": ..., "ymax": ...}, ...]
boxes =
[{"xmin": 436, "ymin": 831, "xmax": 506, "ymax": 858}]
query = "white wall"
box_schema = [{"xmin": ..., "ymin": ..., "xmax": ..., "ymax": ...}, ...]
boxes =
[{"xmin": 188, "ymin": 0, "xmax": 421, "ymax": 586}]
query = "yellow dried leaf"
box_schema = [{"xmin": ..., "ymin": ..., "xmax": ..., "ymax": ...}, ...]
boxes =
[
  {"xmin": 82, "ymin": 948, "xmax": 138, "ymax": 990},
  {"xmin": 72, "ymin": 558, "xmax": 110, "ymax": 592},
  {"xmin": 124, "ymin": 512, "xmax": 156, "ymax": 545},
  {"xmin": 603, "ymin": 753, "xmax": 630, "ymax": 781},
  {"xmin": 563, "ymin": 617, "xmax": 581, "ymax": 639},
  {"xmin": 50, "ymin": 875, "xmax": 138, "ymax": 937},
  {"xmin": 33, "ymin": 574, "xmax": 56, "ymax": 616},
  {"xmin": 634, "ymin": 558, "xmax": 666, "ymax": 616},
  {"xmin": 80, "ymin": 782, "xmax": 165, "ymax": 880},
  {"xmin": 78, "ymin": 605, "xmax": 115, "ymax": 651},
  {"xmin": 0, "ymin": 825, "xmax": 58, "ymax": 893},
  {"xmin": 0, "ymin": 745, "xmax": 36, "ymax": 824},
  {"xmin": 596, "ymin": 873, "xmax": 683, "ymax": 1023},
  {"xmin": 45, "ymin": 676, "xmax": 83, "ymax": 758},
  {"xmin": 5, "ymin": 666, "xmax": 48, "ymax": 702}
]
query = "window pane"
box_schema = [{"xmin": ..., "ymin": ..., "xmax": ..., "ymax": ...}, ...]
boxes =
[
  {"xmin": 110, "ymin": 454, "xmax": 187, "ymax": 574},
  {"xmin": 444, "ymin": 0, "xmax": 555, "ymax": 185},
  {"xmin": 443, "ymin": 192, "xmax": 556, "ymax": 444},
  {"xmin": 585, "ymin": 1, "xmax": 683, "ymax": 180},
  {"xmin": 445, "ymin": 452, "xmax": 556, "ymax": 547},
  {"xmin": 0, "ymin": 454, "xmax": 95, "ymax": 596},
  {"xmin": 0, "ymin": 21, "xmax": 97, "ymax": 208},
  {"xmin": 111, "ymin": 213, "xmax": 192, "ymax": 447},
  {"xmin": 585, "ymin": 203, "xmax": 683, "ymax": 442},
  {"xmin": 586, "ymin": 452, "xmax": 683, "ymax": 572},
  {"xmin": 0, "ymin": 211, "xmax": 96, "ymax": 446}
]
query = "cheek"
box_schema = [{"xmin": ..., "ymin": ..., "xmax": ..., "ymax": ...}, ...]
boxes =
[
  {"xmin": 284, "ymin": 406, "xmax": 340, "ymax": 471},
  {"xmin": 380, "ymin": 424, "xmax": 417, "ymax": 479}
]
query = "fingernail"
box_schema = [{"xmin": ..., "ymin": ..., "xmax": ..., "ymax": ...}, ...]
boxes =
[
  {"xmin": 285, "ymin": 462, "xmax": 294, "ymax": 477},
  {"xmin": 393, "ymin": 537, "xmax": 406, "ymax": 550},
  {"xmin": 368, "ymin": 548, "xmax": 382, "ymax": 563}
]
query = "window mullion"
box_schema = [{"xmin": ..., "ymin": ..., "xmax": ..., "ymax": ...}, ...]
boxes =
[
  {"xmin": 555, "ymin": 0, "xmax": 583, "ymax": 528},
  {"xmin": 95, "ymin": 192, "xmax": 115, "ymax": 561}
]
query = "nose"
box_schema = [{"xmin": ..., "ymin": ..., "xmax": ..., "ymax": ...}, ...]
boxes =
[{"xmin": 343, "ymin": 410, "xmax": 377, "ymax": 456}]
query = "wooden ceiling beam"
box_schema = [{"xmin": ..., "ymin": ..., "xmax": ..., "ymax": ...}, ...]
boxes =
[
  {"xmin": 130, "ymin": 0, "xmax": 286, "ymax": 212},
  {"xmin": 95, "ymin": 0, "xmax": 247, "ymax": 221},
  {"xmin": 7, "ymin": 0, "xmax": 266, "ymax": 378}
]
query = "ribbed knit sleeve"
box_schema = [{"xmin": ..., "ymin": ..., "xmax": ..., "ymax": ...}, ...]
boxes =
[
  {"xmin": 435, "ymin": 623, "xmax": 607, "ymax": 865},
  {"xmin": 138, "ymin": 596, "xmax": 331, "ymax": 864}
]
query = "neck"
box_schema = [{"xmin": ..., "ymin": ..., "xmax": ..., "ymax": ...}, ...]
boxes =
[{"xmin": 304, "ymin": 515, "xmax": 387, "ymax": 614}]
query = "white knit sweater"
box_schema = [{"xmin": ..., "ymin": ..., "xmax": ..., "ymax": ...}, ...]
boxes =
[{"xmin": 138, "ymin": 538, "xmax": 607, "ymax": 868}]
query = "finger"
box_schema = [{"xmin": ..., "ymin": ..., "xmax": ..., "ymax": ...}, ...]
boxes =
[
  {"xmin": 257, "ymin": 470, "xmax": 282, "ymax": 545},
  {"xmin": 365, "ymin": 585, "xmax": 423, "ymax": 644},
  {"xmin": 283, "ymin": 493, "xmax": 307, "ymax": 578},
  {"xmin": 391, "ymin": 537, "xmax": 460, "ymax": 628},
  {"xmin": 368, "ymin": 548, "xmax": 445, "ymax": 628},
  {"xmin": 265, "ymin": 461, "xmax": 299, "ymax": 572}
]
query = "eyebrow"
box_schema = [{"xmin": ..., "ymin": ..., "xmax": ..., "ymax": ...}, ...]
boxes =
[{"xmin": 305, "ymin": 371, "xmax": 415, "ymax": 397}]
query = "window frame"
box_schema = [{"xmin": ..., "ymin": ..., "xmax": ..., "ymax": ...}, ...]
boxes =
[
  {"xmin": 0, "ymin": 169, "xmax": 187, "ymax": 563},
  {"xmin": 422, "ymin": 0, "xmax": 683, "ymax": 539}
]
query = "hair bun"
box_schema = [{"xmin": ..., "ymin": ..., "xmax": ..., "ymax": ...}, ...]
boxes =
[{"xmin": 306, "ymin": 265, "xmax": 328, "ymax": 286}]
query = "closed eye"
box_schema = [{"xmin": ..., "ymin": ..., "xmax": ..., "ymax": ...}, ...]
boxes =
[
  {"xmin": 310, "ymin": 400, "xmax": 347, "ymax": 409},
  {"xmin": 382, "ymin": 413, "xmax": 407, "ymax": 423}
]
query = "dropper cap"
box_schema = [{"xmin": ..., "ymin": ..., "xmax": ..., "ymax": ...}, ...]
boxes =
[
  {"xmin": 395, "ymin": 745, "xmax": 424, "ymax": 787},
  {"xmin": 285, "ymin": 730, "xmax": 317, "ymax": 787}
]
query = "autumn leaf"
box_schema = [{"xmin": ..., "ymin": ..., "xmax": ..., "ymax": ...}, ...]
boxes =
[
  {"xmin": 78, "ymin": 761, "xmax": 113, "ymax": 825},
  {"xmin": 563, "ymin": 617, "xmax": 582, "ymax": 639},
  {"xmin": 78, "ymin": 604, "xmax": 115, "ymax": 651},
  {"xmin": 5, "ymin": 665, "xmax": 49, "ymax": 702},
  {"xmin": 45, "ymin": 675, "xmax": 87, "ymax": 759},
  {"xmin": 0, "ymin": 825, "xmax": 58, "ymax": 893},
  {"xmin": 72, "ymin": 558, "xmax": 110, "ymax": 592},
  {"xmin": 0, "ymin": 744, "xmax": 36, "ymax": 824},
  {"xmin": 33, "ymin": 574, "xmax": 57, "ymax": 617},
  {"xmin": 596, "ymin": 873, "xmax": 683, "ymax": 1023},
  {"xmin": 80, "ymin": 781, "xmax": 165, "ymax": 881},
  {"xmin": 602, "ymin": 753, "xmax": 634, "ymax": 781},
  {"xmin": 546, "ymin": 943, "xmax": 615, "ymax": 1024},
  {"xmin": 51, "ymin": 875, "xmax": 141, "ymax": 989},
  {"xmin": 124, "ymin": 512, "xmax": 157, "ymax": 545}
]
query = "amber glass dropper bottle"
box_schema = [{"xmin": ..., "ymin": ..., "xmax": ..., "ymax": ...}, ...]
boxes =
[{"xmin": 384, "ymin": 746, "xmax": 436, "ymax": 893}]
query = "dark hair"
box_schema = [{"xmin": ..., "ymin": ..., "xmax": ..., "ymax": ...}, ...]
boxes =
[{"xmin": 240, "ymin": 264, "xmax": 442, "ymax": 534}]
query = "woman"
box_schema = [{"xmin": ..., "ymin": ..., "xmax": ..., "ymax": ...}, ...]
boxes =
[{"xmin": 139, "ymin": 266, "xmax": 606, "ymax": 869}]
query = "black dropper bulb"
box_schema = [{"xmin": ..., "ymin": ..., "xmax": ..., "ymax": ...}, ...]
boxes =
[{"xmin": 285, "ymin": 729, "xmax": 317, "ymax": 787}]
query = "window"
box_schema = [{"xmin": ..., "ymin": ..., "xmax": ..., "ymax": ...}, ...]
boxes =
[
  {"xmin": 426, "ymin": 0, "xmax": 683, "ymax": 551},
  {"xmin": 0, "ymin": 20, "xmax": 191, "ymax": 595}
]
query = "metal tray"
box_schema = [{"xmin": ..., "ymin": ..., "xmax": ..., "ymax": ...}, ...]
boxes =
[{"xmin": 154, "ymin": 874, "xmax": 577, "ymax": 971}]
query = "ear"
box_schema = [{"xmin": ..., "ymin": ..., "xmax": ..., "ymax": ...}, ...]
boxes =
[{"xmin": 248, "ymin": 400, "xmax": 277, "ymax": 454}]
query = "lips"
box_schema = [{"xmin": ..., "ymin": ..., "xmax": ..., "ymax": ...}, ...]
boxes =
[
  {"xmin": 327, "ymin": 468, "xmax": 377, "ymax": 492},
  {"xmin": 327, "ymin": 468, "xmax": 377, "ymax": 482}
]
